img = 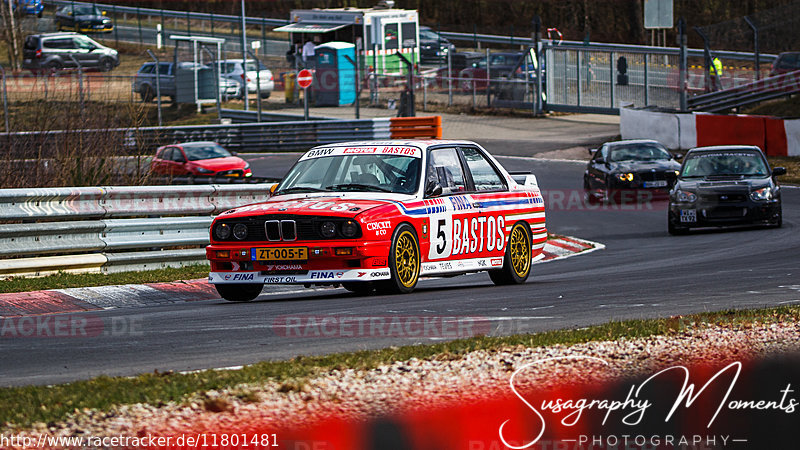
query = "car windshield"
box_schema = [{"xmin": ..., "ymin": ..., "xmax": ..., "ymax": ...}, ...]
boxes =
[
  {"xmin": 681, "ymin": 151, "xmax": 769, "ymax": 178},
  {"xmin": 69, "ymin": 5, "xmax": 101, "ymax": 15},
  {"xmin": 608, "ymin": 144, "xmax": 672, "ymax": 162},
  {"xmin": 277, "ymin": 154, "xmax": 421, "ymax": 195},
  {"xmin": 244, "ymin": 61, "xmax": 267, "ymax": 72},
  {"xmin": 183, "ymin": 144, "xmax": 231, "ymax": 161}
]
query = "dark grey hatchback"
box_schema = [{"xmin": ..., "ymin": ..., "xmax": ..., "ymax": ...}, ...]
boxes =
[{"xmin": 668, "ymin": 145, "xmax": 786, "ymax": 235}]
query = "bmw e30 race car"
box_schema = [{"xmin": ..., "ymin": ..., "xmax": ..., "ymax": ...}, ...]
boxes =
[{"xmin": 206, "ymin": 140, "xmax": 547, "ymax": 301}]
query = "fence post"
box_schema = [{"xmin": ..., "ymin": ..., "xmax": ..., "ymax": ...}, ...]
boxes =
[
  {"xmin": 486, "ymin": 48, "xmax": 491, "ymax": 106},
  {"xmin": 137, "ymin": 7, "xmax": 143, "ymax": 46},
  {"xmin": 112, "ymin": 5, "xmax": 118, "ymax": 47},
  {"xmin": 0, "ymin": 65, "xmax": 9, "ymax": 132},
  {"xmin": 447, "ymin": 49, "xmax": 452, "ymax": 106},
  {"xmin": 262, "ymin": 19, "xmax": 267, "ymax": 55},
  {"xmin": 576, "ymin": 49, "xmax": 581, "ymax": 107},
  {"xmin": 609, "ymin": 51, "xmax": 615, "ymax": 109},
  {"xmin": 678, "ymin": 18, "xmax": 688, "ymax": 111},
  {"xmin": 744, "ymin": 16, "xmax": 760, "ymax": 81},
  {"xmin": 644, "ymin": 53, "xmax": 649, "ymax": 106}
]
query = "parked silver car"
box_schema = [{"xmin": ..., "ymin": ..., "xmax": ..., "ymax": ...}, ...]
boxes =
[
  {"xmin": 218, "ymin": 59, "xmax": 274, "ymax": 98},
  {"xmin": 132, "ymin": 61, "xmax": 241, "ymax": 103}
]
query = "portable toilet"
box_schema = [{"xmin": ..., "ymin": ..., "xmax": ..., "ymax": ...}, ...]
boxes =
[{"xmin": 314, "ymin": 42, "xmax": 356, "ymax": 106}]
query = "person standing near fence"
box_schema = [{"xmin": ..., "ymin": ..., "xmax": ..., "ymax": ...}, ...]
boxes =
[
  {"xmin": 710, "ymin": 56, "xmax": 723, "ymax": 91},
  {"xmin": 302, "ymin": 39, "xmax": 317, "ymax": 69}
]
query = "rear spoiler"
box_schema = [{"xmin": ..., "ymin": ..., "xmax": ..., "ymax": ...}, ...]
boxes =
[{"xmin": 509, "ymin": 171, "xmax": 538, "ymax": 187}]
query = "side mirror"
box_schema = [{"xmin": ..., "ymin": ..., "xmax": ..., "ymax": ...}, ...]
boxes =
[
  {"xmin": 425, "ymin": 181, "xmax": 443, "ymax": 197},
  {"xmin": 588, "ymin": 148, "xmax": 597, "ymax": 155},
  {"xmin": 773, "ymin": 167, "xmax": 787, "ymax": 176},
  {"xmin": 673, "ymin": 153, "xmax": 684, "ymax": 160},
  {"xmin": 269, "ymin": 183, "xmax": 278, "ymax": 195}
]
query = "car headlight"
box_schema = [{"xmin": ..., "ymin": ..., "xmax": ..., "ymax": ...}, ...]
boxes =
[
  {"xmin": 195, "ymin": 167, "xmax": 214, "ymax": 174},
  {"xmin": 320, "ymin": 221, "xmax": 336, "ymax": 238},
  {"xmin": 341, "ymin": 220, "xmax": 359, "ymax": 238},
  {"xmin": 674, "ymin": 170, "xmax": 680, "ymax": 176},
  {"xmin": 750, "ymin": 186, "xmax": 773, "ymax": 201},
  {"xmin": 214, "ymin": 223, "xmax": 231, "ymax": 240},
  {"xmin": 675, "ymin": 190, "xmax": 697, "ymax": 203},
  {"xmin": 244, "ymin": 162, "xmax": 250, "ymax": 169},
  {"xmin": 233, "ymin": 223, "xmax": 248, "ymax": 240},
  {"xmin": 618, "ymin": 172, "xmax": 634, "ymax": 182}
]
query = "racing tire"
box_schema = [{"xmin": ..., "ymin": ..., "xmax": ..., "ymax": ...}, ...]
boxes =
[
  {"xmin": 489, "ymin": 221, "xmax": 532, "ymax": 286},
  {"xmin": 377, "ymin": 224, "xmax": 420, "ymax": 294},
  {"xmin": 98, "ymin": 58, "xmax": 114, "ymax": 72},
  {"xmin": 769, "ymin": 208, "xmax": 782, "ymax": 228},
  {"xmin": 342, "ymin": 282, "xmax": 374, "ymax": 296},
  {"xmin": 215, "ymin": 283, "xmax": 264, "ymax": 302},
  {"xmin": 44, "ymin": 61, "xmax": 62, "ymax": 74},
  {"xmin": 260, "ymin": 91, "xmax": 271, "ymax": 99},
  {"xmin": 583, "ymin": 179, "xmax": 599, "ymax": 205},
  {"xmin": 667, "ymin": 221, "xmax": 689, "ymax": 236}
]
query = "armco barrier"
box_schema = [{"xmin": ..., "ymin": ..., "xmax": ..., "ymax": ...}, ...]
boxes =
[
  {"xmin": 0, "ymin": 184, "xmax": 275, "ymax": 279},
  {"xmin": 621, "ymin": 107, "xmax": 800, "ymax": 156},
  {"xmin": 1, "ymin": 116, "xmax": 442, "ymax": 157}
]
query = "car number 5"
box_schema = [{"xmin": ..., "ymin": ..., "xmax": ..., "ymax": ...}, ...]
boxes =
[{"xmin": 428, "ymin": 214, "xmax": 452, "ymax": 260}]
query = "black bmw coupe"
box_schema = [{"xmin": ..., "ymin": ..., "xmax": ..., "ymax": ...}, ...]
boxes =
[
  {"xmin": 668, "ymin": 145, "xmax": 786, "ymax": 235},
  {"xmin": 584, "ymin": 139, "xmax": 681, "ymax": 203}
]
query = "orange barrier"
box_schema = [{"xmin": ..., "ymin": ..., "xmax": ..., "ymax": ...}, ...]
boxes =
[{"xmin": 389, "ymin": 116, "xmax": 442, "ymax": 139}]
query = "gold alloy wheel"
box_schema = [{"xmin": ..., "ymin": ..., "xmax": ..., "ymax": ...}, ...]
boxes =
[
  {"xmin": 509, "ymin": 223, "xmax": 531, "ymax": 278},
  {"xmin": 394, "ymin": 229, "xmax": 419, "ymax": 288}
]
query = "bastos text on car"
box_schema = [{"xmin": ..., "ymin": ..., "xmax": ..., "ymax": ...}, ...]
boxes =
[
  {"xmin": 668, "ymin": 145, "xmax": 785, "ymax": 235},
  {"xmin": 206, "ymin": 140, "xmax": 547, "ymax": 301}
]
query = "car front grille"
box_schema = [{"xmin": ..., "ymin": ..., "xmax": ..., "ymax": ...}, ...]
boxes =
[
  {"xmin": 217, "ymin": 215, "xmax": 359, "ymax": 242},
  {"xmin": 700, "ymin": 193, "xmax": 747, "ymax": 203}
]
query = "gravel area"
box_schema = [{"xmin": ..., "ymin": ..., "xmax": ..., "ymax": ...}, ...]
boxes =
[{"xmin": 10, "ymin": 320, "xmax": 800, "ymax": 445}]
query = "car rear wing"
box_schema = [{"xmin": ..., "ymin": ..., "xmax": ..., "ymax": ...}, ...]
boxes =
[{"xmin": 509, "ymin": 171, "xmax": 538, "ymax": 187}]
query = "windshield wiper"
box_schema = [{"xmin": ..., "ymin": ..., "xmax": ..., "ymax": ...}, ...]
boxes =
[
  {"xmin": 325, "ymin": 183, "xmax": 393, "ymax": 193},
  {"xmin": 275, "ymin": 186, "xmax": 328, "ymax": 195}
]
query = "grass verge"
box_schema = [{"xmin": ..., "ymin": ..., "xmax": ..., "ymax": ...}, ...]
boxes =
[
  {"xmin": 1, "ymin": 304, "xmax": 798, "ymax": 430},
  {"xmin": 0, "ymin": 264, "xmax": 209, "ymax": 294}
]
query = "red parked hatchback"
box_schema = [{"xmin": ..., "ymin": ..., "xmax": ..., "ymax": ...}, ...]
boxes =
[{"xmin": 151, "ymin": 142, "xmax": 252, "ymax": 178}]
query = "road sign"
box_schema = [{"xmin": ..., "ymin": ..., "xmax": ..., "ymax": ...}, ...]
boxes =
[
  {"xmin": 644, "ymin": 0, "xmax": 673, "ymax": 29},
  {"xmin": 297, "ymin": 69, "xmax": 313, "ymax": 89}
]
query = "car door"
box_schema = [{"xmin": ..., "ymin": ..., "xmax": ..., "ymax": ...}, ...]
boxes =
[
  {"xmin": 72, "ymin": 36, "xmax": 98, "ymax": 66},
  {"xmin": 150, "ymin": 147, "xmax": 170, "ymax": 175},
  {"xmin": 424, "ymin": 146, "xmax": 484, "ymax": 264},
  {"xmin": 168, "ymin": 147, "xmax": 189, "ymax": 175}
]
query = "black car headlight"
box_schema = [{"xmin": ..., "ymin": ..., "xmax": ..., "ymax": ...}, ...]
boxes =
[
  {"xmin": 675, "ymin": 190, "xmax": 697, "ymax": 203},
  {"xmin": 320, "ymin": 221, "xmax": 336, "ymax": 238},
  {"xmin": 341, "ymin": 220, "xmax": 359, "ymax": 238},
  {"xmin": 750, "ymin": 186, "xmax": 773, "ymax": 201},
  {"xmin": 233, "ymin": 223, "xmax": 248, "ymax": 240},
  {"xmin": 214, "ymin": 223, "xmax": 231, "ymax": 240}
]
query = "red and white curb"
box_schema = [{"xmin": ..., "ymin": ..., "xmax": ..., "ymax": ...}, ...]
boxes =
[{"xmin": 0, "ymin": 235, "xmax": 603, "ymax": 318}]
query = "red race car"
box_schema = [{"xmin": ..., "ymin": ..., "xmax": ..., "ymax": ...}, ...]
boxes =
[
  {"xmin": 150, "ymin": 141, "xmax": 252, "ymax": 178},
  {"xmin": 206, "ymin": 140, "xmax": 547, "ymax": 301}
]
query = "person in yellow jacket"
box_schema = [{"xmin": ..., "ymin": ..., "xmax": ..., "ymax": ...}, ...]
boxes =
[{"xmin": 710, "ymin": 57, "xmax": 723, "ymax": 91}]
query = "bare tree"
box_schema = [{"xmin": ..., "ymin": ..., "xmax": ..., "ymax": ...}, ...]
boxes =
[{"xmin": 0, "ymin": 0, "xmax": 23, "ymax": 70}]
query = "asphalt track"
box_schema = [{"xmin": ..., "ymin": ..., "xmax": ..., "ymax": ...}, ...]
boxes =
[{"xmin": 2, "ymin": 145, "xmax": 799, "ymax": 386}]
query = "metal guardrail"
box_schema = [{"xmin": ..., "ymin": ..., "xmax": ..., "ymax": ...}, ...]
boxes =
[
  {"xmin": 0, "ymin": 184, "xmax": 275, "ymax": 278},
  {"xmin": 45, "ymin": 0, "xmax": 289, "ymax": 27},
  {"xmin": 687, "ymin": 70, "xmax": 800, "ymax": 113},
  {"xmin": 2, "ymin": 116, "xmax": 441, "ymax": 156}
]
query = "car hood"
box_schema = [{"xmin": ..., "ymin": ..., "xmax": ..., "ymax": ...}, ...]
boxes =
[
  {"xmin": 608, "ymin": 160, "xmax": 680, "ymax": 172},
  {"xmin": 675, "ymin": 178, "xmax": 771, "ymax": 192},
  {"xmin": 189, "ymin": 157, "xmax": 246, "ymax": 170},
  {"xmin": 74, "ymin": 14, "xmax": 106, "ymax": 20},
  {"xmin": 219, "ymin": 196, "xmax": 399, "ymax": 220}
]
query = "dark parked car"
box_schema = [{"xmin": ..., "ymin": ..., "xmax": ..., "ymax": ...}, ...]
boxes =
[
  {"xmin": 151, "ymin": 142, "xmax": 252, "ymax": 178},
  {"xmin": 668, "ymin": 145, "xmax": 785, "ymax": 234},
  {"xmin": 419, "ymin": 26, "xmax": 455, "ymax": 64},
  {"xmin": 457, "ymin": 50, "xmax": 540, "ymax": 94},
  {"xmin": 584, "ymin": 139, "xmax": 681, "ymax": 203},
  {"xmin": 55, "ymin": 4, "xmax": 113, "ymax": 34},
  {"xmin": 433, "ymin": 51, "xmax": 482, "ymax": 87},
  {"xmin": 768, "ymin": 52, "xmax": 800, "ymax": 77},
  {"xmin": 22, "ymin": 32, "xmax": 119, "ymax": 73},
  {"xmin": 132, "ymin": 61, "xmax": 241, "ymax": 103}
]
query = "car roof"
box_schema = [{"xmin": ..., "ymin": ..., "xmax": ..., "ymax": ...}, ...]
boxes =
[
  {"xmin": 311, "ymin": 140, "xmax": 479, "ymax": 151},
  {"xmin": 687, "ymin": 145, "xmax": 764, "ymax": 154},
  {"xmin": 606, "ymin": 139, "xmax": 665, "ymax": 147},
  {"xmin": 177, "ymin": 141, "xmax": 220, "ymax": 147},
  {"xmin": 34, "ymin": 32, "xmax": 82, "ymax": 38}
]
